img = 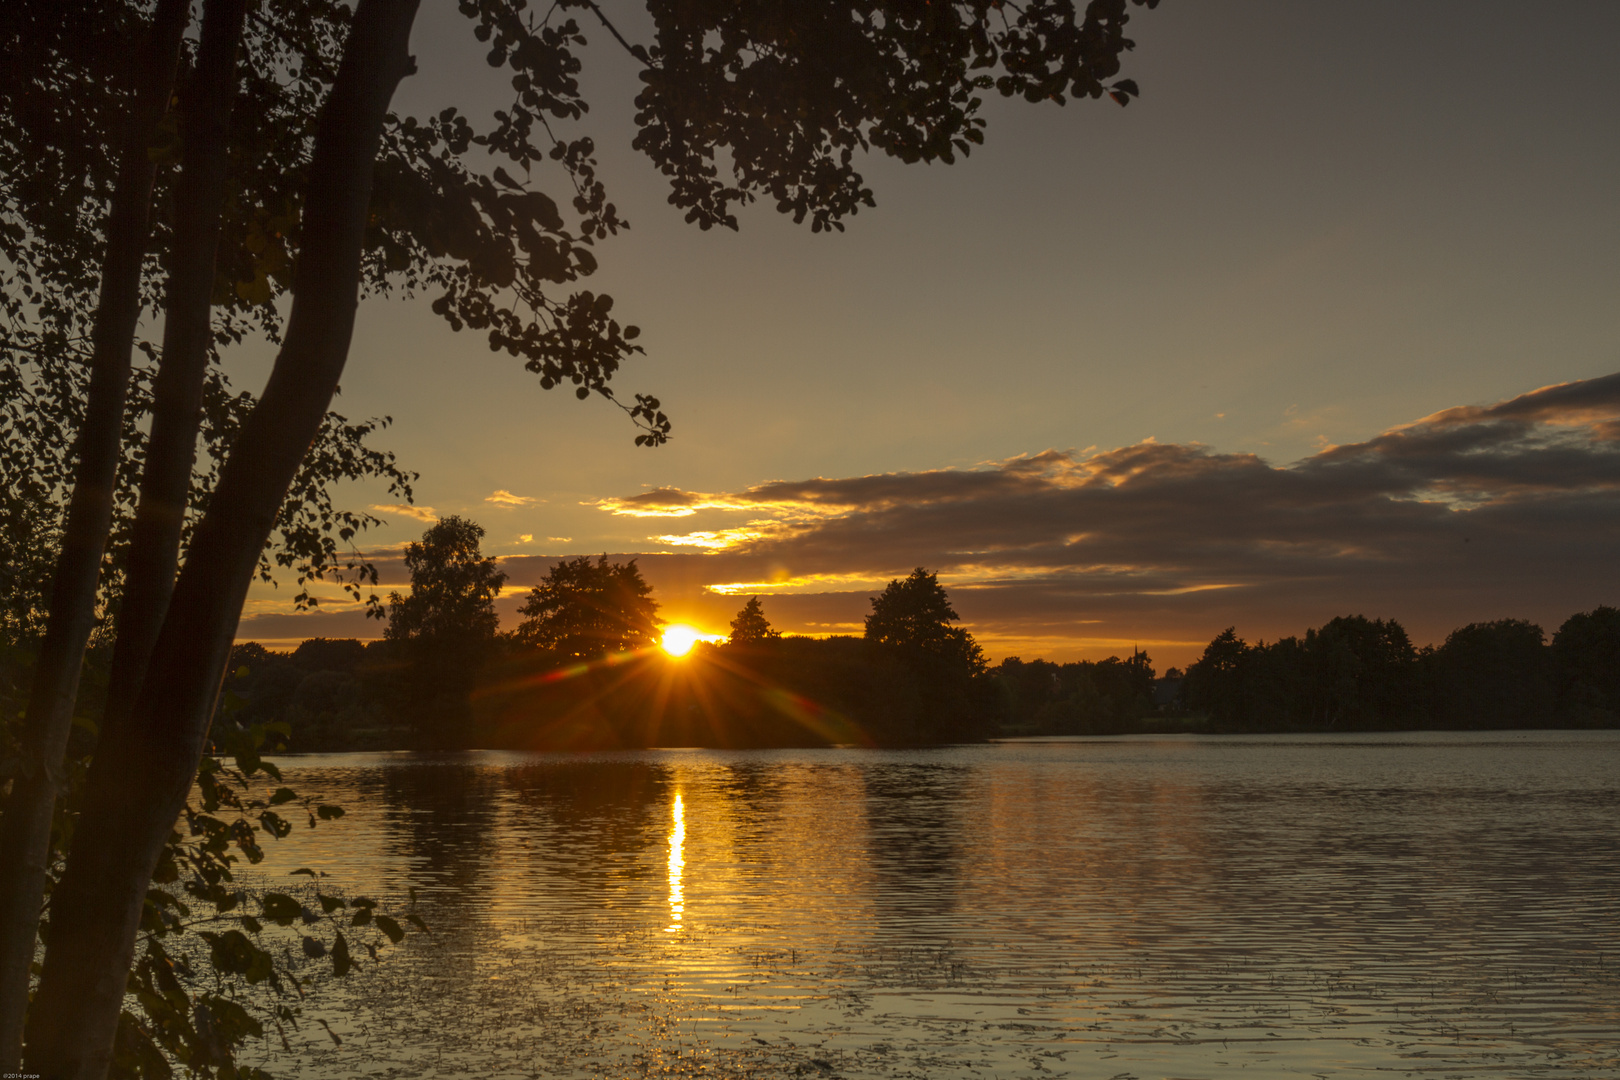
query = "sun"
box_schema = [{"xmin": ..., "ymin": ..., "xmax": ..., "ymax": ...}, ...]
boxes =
[{"xmin": 660, "ymin": 624, "xmax": 705, "ymax": 658}]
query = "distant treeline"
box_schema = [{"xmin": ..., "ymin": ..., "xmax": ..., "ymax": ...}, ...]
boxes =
[
  {"xmin": 206, "ymin": 517, "xmax": 1620, "ymax": 750},
  {"xmin": 220, "ymin": 605, "xmax": 1620, "ymax": 752},
  {"xmin": 1172, "ymin": 610, "xmax": 1620, "ymax": 732}
]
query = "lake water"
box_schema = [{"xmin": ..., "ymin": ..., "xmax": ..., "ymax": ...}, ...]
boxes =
[{"xmin": 241, "ymin": 732, "xmax": 1620, "ymax": 1079}]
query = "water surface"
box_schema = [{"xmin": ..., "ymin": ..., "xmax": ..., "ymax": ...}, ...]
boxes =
[{"xmin": 244, "ymin": 732, "xmax": 1620, "ymax": 1078}]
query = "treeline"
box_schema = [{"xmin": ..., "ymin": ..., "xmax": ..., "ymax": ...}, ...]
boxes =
[
  {"xmin": 217, "ymin": 518, "xmax": 1620, "ymax": 750},
  {"xmin": 1177, "ymin": 611, "xmax": 1620, "ymax": 731},
  {"xmin": 989, "ymin": 651, "xmax": 1160, "ymax": 735},
  {"xmin": 220, "ymin": 518, "xmax": 997, "ymax": 750},
  {"xmin": 219, "ymin": 626, "xmax": 998, "ymax": 752}
]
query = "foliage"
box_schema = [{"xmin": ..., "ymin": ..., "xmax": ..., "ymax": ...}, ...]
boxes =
[
  {"xmin": 865, "ymin": 567, "xmax": 987, "ymax": 676},
  {"xmin": 217, "ymin": 640, "xmax": 404, "ymax": 753},
  {"xmin": 1178, "ymin": 609, "xmax": 1620, "ymax": 732},
  {"xmin": 1551, "ymin": 606, "xmax": 1620, "ymax": 725},
  {"xmin": 726, "ymin": 597, "xmax": 780, "ymax": 646},
  {"xmin": 1181, "ymin": 616, "xmax": 1424, "ymax": 731},
  {"xmin": 112, "ymin": 710, "xmax": 423, "ymax": 1080},
  {"xmin": 1430, "ymin": 619, "xmax": 1553, "ymax": 728},
  {"xmin": 0, "ymin": 0, "xmax": 420, "ymax": 634},
  {"xmin": 513, "ymin": 556, "xmax": 661, "ymax": 661},
  {"xmin": 385, "ymin": 518, "xmax": 507, "ymax": 645},
  {"xmin": 0, "ymin": 643, "xmax": 420, "ymax": 1079},
  {"xmin": 384, "ymin": 517, "xmax": 507, "ymax": 748},
  {"xmin": 628, "ymin": 0, "xmax": 1153, "ymax": 232},
  {"xmin": 993, "ymin": 651, "xmax": 1156, "ymax": 735}
]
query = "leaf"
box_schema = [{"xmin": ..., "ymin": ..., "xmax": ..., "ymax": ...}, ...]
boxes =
[
  {"xmin": 316, "ymin": 804, "xmax": 346, "ymax": 820},
  {"xmin": 261, "ymin": 892, "xmax": 301, "ymax": 926},
  {"xmin": 318, "ymin": 894, "xmax": 346, "ymax": 914},
  {"xmin": 270, "ymin": 787, "xmax": 298, "ymax": 805},
  {"xmin": 523, "ymin": 190, "xmax": 564, "ymax": 232},
  {"xmin": 301, "ymin": 935, "xmax": 327, "ymax": 959},
  {"xmin": 332, "ymin": 932, "xmax": 353, "ymax": 977},
  {"xmin": 350, "ymin": 907, "xmax": 372, "ymax": 927},
  {"xmin": 289, "ymin": 867, "xmax": 318, "ymax": 877},
  {"xmin": 205, "ymin": 930, "xmax": 273, "ymax": 984},
  {"xmin": 374, "ymin": 915, "xmax": 405, "ymax": 944},
  {"xmin": 493, "ymin": 166, "xmax": 522, "ymax": 190}
]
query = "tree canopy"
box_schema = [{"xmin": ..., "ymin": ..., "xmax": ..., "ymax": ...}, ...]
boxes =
[
  {"xmin": 514, "ymin": 555, "xmax": 662, "ymax": 661},
  {"xmin": 385, "ymin": 516, "xmax": 507, "ymax": 646},
  {"xmin": 728, "ymin": 596, "xmax": 780, "ymax": 645},
  {"xmin": 865, "ymin": 566, "xmax": 986, "ymax": 674}
]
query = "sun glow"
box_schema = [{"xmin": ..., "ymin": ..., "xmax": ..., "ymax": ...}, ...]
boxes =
[{"xmin": 660, "ymin": 624, "xmax": 722, "ymax": 657}]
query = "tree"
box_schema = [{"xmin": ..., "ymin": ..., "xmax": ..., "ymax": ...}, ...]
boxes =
[
  {"xmin": 1303, "ymin": 615, "xmax": 1421, "ymax": 729},
  {"xmin": 384, "ymin": 517, "xmax": 506, "ymax": 747},
  {"xmin": 865, "ymin": 567, "xmax": 986, "ymax": 675},
  {"xmin": 22, "ymin": 3, "xmax": 425, "ymax": 1068},
  {"xmin": 1, "ymin": 2, "xmax": 415, "ymax": 1058},
  {"xmin": 7, "ymin": 0, "xmax": 1155, "ymax": 1067},
  {"xmin": 864, "ymin": 568, "xmax": 990, "ymax": 741},
  {"xmin": 1552, "ymin": 606, "xmax": 1620, "ymax": 724},
  {"xmin": 514, "ymin": 556, "xmax": 661, "ymax": 662},
  {"xmin": 386, "ymin": 517, "xmax": 506, "ymax": 647},
  {"xmin": 1430, "ymin": 619, "xmax": 1552, "ymax": 729},
  {"xmin": 728, "ymin": 597, "xmax": 780, "ymax": 646},
  {"xmin": 1182, "ymin": 628, "xmax": 1250, "ymax": 726}
]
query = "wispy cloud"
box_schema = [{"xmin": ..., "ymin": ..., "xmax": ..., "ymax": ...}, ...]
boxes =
[
  {"xmin": 371, "ymin": 503, "xmax": 439, "ymax": 524},
  {"xmin": 486, "ymin": 489, "xmax": 540, "ymax": 507}
]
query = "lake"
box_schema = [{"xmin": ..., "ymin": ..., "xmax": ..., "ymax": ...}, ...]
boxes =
[{"xmin": 240, "ymin": 731, "xmax": 1620, "ymax": 1079}]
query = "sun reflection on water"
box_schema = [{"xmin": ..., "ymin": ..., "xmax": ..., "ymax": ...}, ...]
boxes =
[{"xmin": 666, "ymin": 792, "xmax": 685, "ymax": 932}]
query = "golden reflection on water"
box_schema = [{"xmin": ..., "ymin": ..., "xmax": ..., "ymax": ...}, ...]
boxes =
[{"xmin": 666, "ymin": 792, "xmax": 685, "ymax": 932}]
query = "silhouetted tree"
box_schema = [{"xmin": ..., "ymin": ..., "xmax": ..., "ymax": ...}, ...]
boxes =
[
  {"xmin": 1304, "ymin": 616, "xmax": 1421, "ymax": 729},
  {"xmin": 1553, "ymin": 606, "xmax": 1620, "ymax": 725},
  {"xmin": 727, "ymin": 596, "xmax": 780, "ymax": 646},
  {"xmin": 514, "ymin": 556, "xmax": 661, "ymax": 662},
  {"xmin": 1183, "ymin": 627, "xmax": 1250, "ymax": 726},
  {"xmin": 1430, "ymin": 619, "xmax": 1552, "ymax": 728},
  {"xmin": 385, "ymin": 516, "xmax": 506, "ymax": 747},
  {"xmin": 865, "ymin": 567, "xmax": 986, "ymax": 675},
  {"xmin": 864, "ymin": 569, "xmax": 991, "ymax": 740}
]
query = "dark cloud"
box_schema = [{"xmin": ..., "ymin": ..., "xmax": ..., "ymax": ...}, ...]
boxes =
[{"xmin": 603, "ymin": 376, "xmax": 1620, "ymax": 659}]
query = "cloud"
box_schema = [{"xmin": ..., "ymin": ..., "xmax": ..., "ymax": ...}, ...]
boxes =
[
  {"xmin": 591, "ymin": 374, "xmax": 1620, "ymax": 657},
  {"xmin": 240, "ymin": 377, "xmax": 1620, "ymax": 665},
  {"xmin": 371, "ymin": 503, "xmax": 439, "ymax": 523},
  {"xmin": 486, "ymin": 489, "xmax": 540, "ymax": 507}
]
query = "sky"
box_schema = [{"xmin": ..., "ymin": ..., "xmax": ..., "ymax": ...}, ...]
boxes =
[{"xmin": 233, "ymin": 0, "xmax": 1620, "ymax": 667}]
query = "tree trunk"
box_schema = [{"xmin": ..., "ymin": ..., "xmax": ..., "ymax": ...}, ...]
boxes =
[
  {"xmin": 0, "ymin": 0, "xmax": 188, "ymax": 1067},
  {"xmin": 102, "ymin": 0, "xmax": 249, "ymax": 739},
  {"xmin": 24, "ymin": 3, "xmax": 420, "ymax": 1075}
]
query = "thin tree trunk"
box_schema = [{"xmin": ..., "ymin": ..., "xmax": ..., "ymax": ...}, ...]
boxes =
[
  {"xmin": 24, "ymin": 3, "xmax": 420, "ymax": 1074},
  {"xmin": 0, "ymin": 0, "xmax": 188, "ymax": 1067},
  {"xmin": 102, "ymin": 0, "xmax": 249, "ymax": 739}
]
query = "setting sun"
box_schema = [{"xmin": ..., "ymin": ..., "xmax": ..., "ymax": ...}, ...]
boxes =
[{"xmin": 661, "ymin": 624, "xmax": 721, "ymax": 658}]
